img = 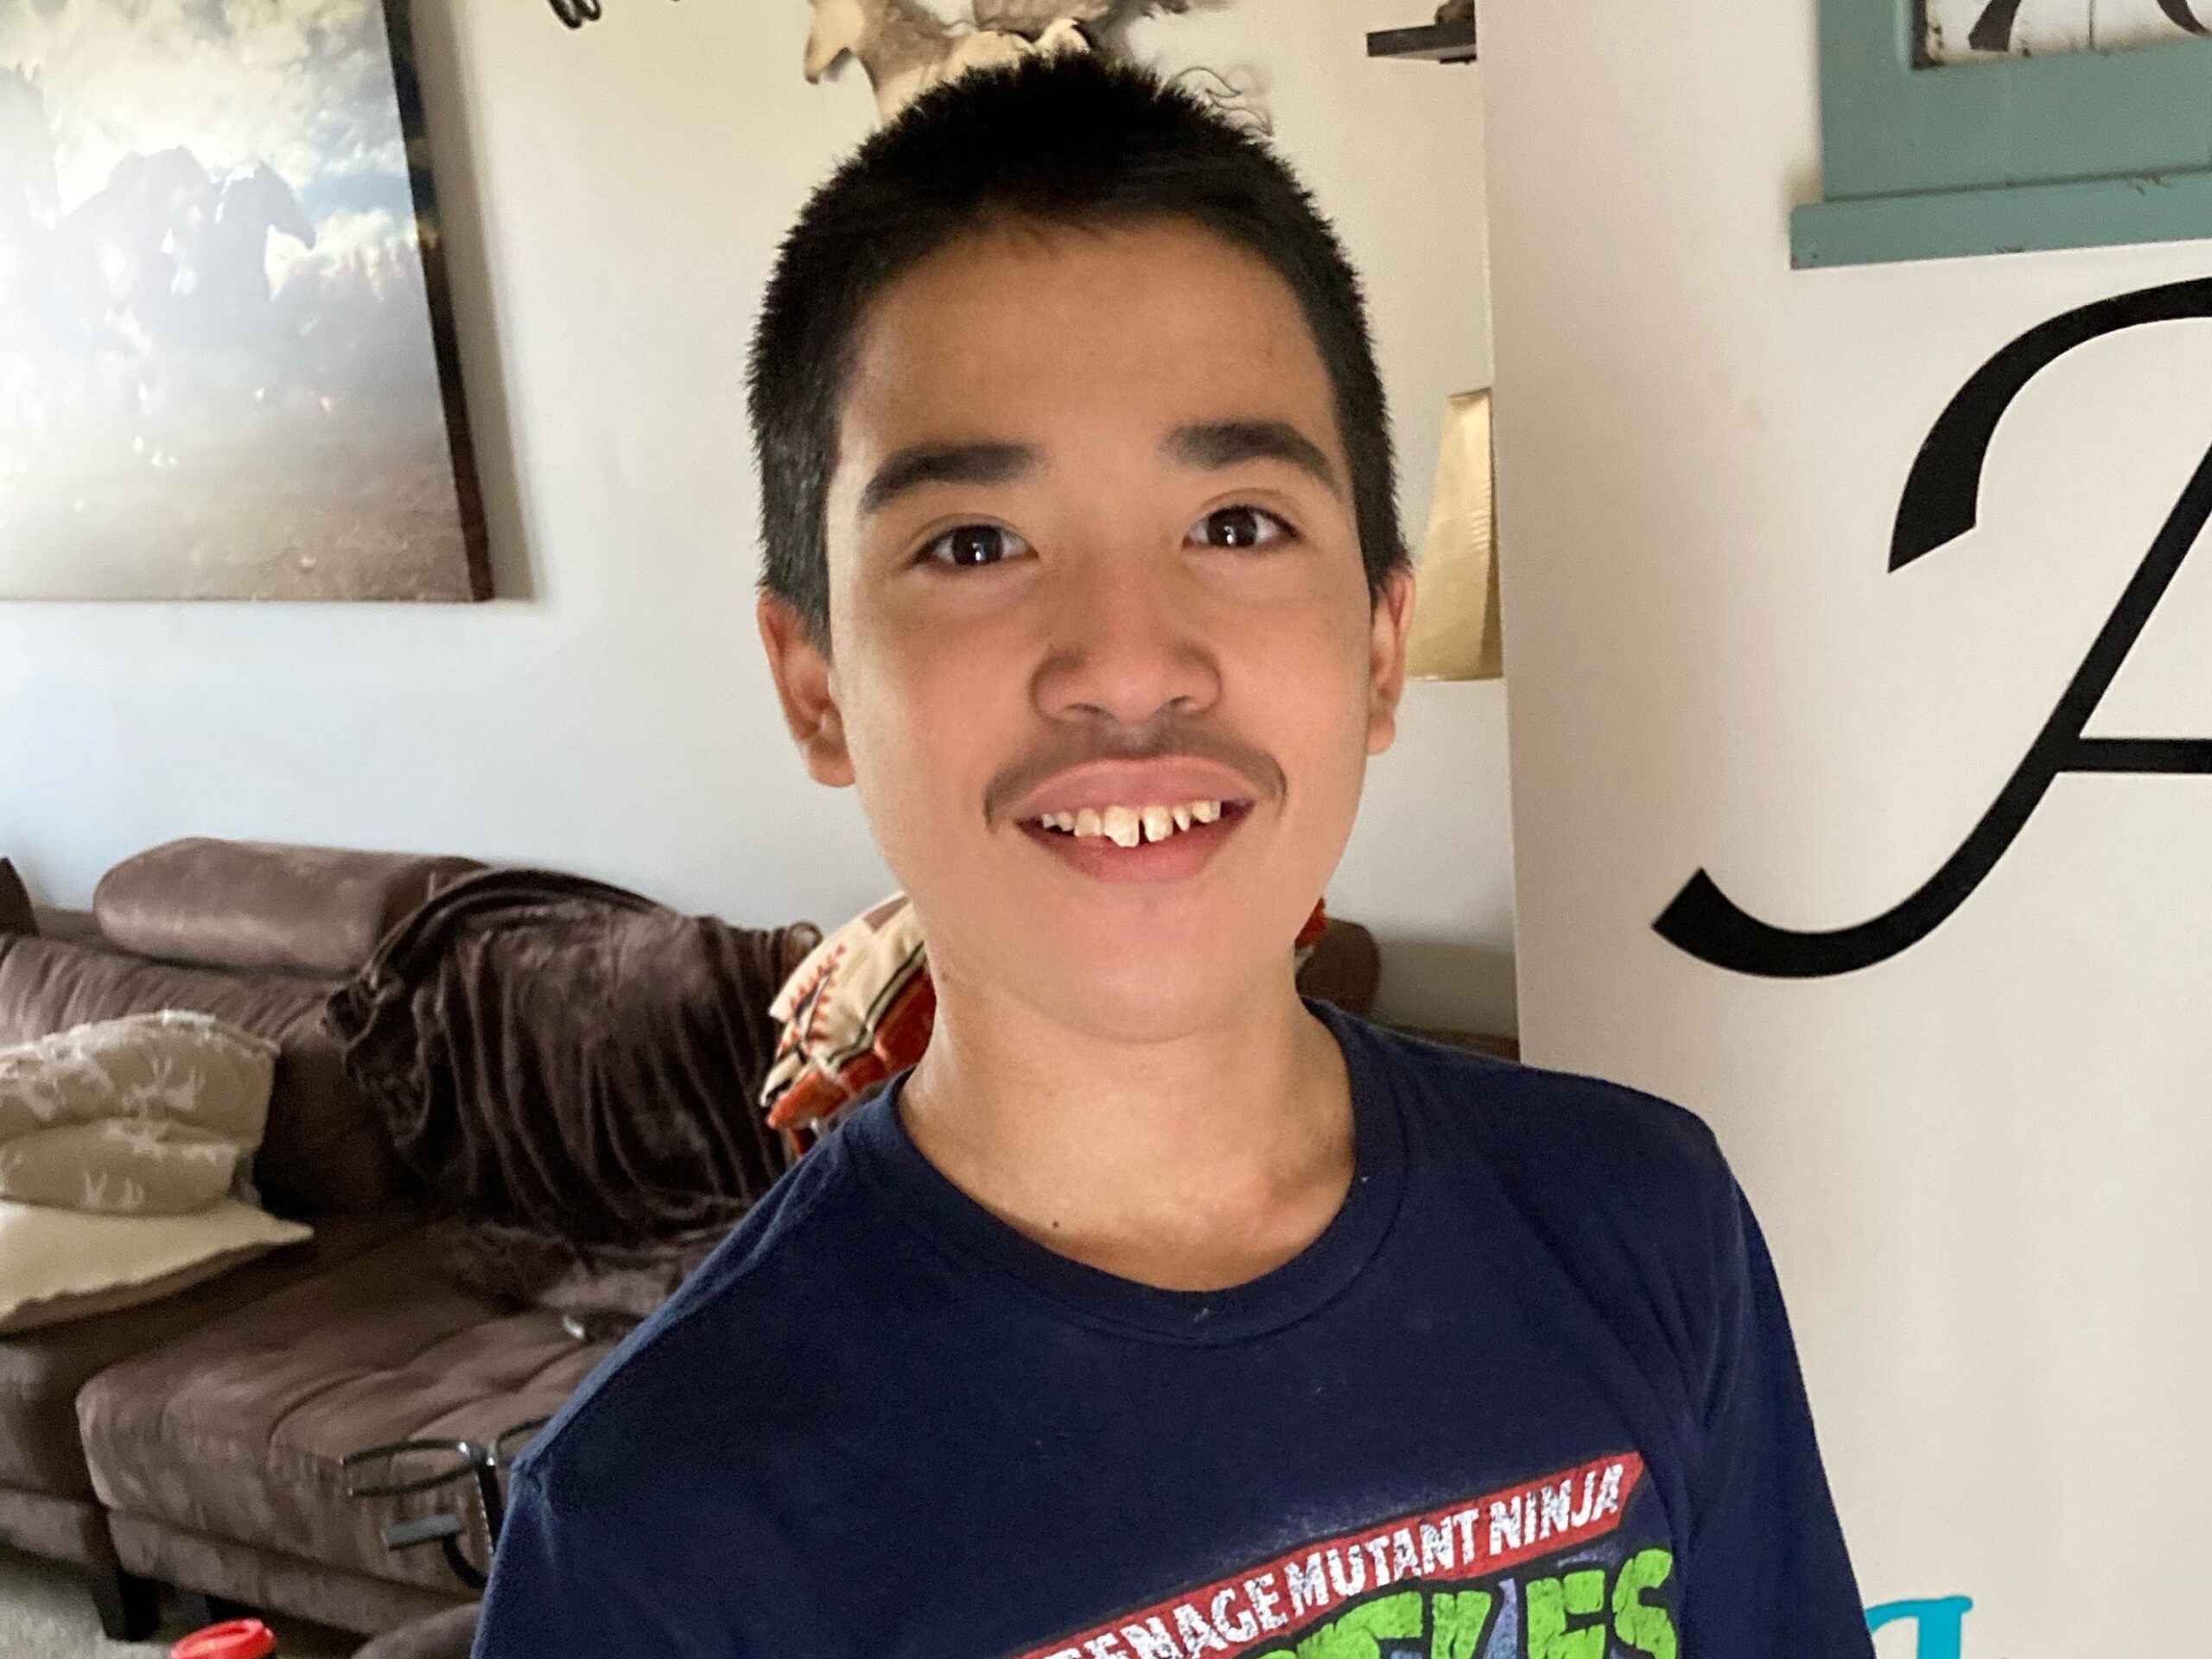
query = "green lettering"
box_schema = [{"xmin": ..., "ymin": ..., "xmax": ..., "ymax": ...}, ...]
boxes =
[
  {"xmin": 1524, "ymin": 1568, "xmax": 1606, "ymax": 1659},
  {"xmin": 1611, "ymin": 1548, "xmax": 1678, "ymax": 1659},
  {"xmin": 1295, "ymin": 1592, "xmax": 1426, "ymax": 1659},
  {"xmin": 1428, "ymin": 1589, "xmax": 1497, "ymax": 1659}
]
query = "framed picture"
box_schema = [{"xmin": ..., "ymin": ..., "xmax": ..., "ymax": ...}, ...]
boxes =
[
  {"xmin": 0, "ymin": 0, "xmax": 489, "ymax": 601},
  {"xmin": 1793, "ymin": 0, "xmax": 2212, "ymax": 267}
]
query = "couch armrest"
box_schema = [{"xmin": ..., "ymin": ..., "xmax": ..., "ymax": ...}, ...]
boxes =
[
  {"xmin": 1297, "ymin": 918, "xmax": 1382, "ymax": 1016},
  {"xmin": 0, "ymin": 859, "xmax": 35, "ymax": 939}
]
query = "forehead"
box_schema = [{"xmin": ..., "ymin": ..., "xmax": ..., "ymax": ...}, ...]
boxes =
[{"xmin": 838, "ymin": 218, "xmax": 1340, "ymax": 455}]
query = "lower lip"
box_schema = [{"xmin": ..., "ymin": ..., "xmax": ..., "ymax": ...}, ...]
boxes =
[{"xmin": 1017, "ymin": 805, "xmax": 1251, "ymax": 884}]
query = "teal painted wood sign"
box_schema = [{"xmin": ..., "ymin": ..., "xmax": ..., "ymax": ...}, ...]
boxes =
[{"xmin": 1794, "ymin": 0, "xmax": 2212, "ymax": 266}]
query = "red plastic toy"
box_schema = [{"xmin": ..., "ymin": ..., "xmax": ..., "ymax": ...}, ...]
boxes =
[{"xmin": 171, "ymin": 1618, "xmax": 278, "ymax": 1659}]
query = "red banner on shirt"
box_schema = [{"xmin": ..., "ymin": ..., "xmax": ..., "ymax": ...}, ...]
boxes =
[{"xmin": 1017, "ymin": 1451, "xmax": 1646, "ymax": 1659}]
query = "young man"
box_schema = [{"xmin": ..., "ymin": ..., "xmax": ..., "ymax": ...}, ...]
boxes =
[{"xmin": 476, "ymin": 54, "xmax": 1873, "ymax": 1659}]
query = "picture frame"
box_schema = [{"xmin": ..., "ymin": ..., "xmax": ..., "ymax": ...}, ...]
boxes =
[
  {"xmin": 1792, "ymin": 0, "xmax": 2212, "ymax": 268},
  {"xmin": 0, "ymin": 0, "xmax": 491, "ymax": 601}
]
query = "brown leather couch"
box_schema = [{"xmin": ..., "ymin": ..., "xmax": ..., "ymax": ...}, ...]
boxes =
[{"xmin": 0, "ymin": 840, "xmax": 617, "ymax": 1643}]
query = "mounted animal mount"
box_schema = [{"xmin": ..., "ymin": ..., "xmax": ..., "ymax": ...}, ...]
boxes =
[
  {"xmin": 543, "ymin": 0, "xmax": 1254, "ymax": 134},
  {"xmin": 804, "ymin": 0, "xmax": 1199, "ymax": 123}
]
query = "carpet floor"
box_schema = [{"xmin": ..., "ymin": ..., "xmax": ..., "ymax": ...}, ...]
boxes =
[{"xmin": 0, "ymin": 1545, "xmax": 357, "ymax": 1657}]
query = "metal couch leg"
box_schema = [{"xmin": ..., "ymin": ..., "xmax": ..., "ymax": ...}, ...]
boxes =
[{"xmin": 90, "ymin": 1567, "xmax": 162, "ymax": 1641}]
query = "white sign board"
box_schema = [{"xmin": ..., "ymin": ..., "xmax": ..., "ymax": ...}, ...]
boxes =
[
  {"xmin": 1482, "ymin": 1, "xmax": 2212, "ymax": 1652},
  {"xmin": 1923, "ymin": 0, "xmax": 2209, "ymax": 61}
]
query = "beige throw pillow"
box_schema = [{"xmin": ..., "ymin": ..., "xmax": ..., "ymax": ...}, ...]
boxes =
[
  {"xmin": 0, "ymin": 1011, "xmax": 278, "ymax": 1214},
  {"xmin": 0, "ymin": 1198, "xmax": 311, "ymax": 1332}
]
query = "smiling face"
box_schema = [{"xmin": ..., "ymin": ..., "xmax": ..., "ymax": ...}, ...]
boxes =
[{"xmin": 760, "ymin": 218, "xmax": 1411, "ymax": 1045}]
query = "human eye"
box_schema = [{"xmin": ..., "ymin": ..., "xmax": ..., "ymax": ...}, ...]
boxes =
[
  {"xmin": 918, "ymin": 523, "xmax": 1033, "ymax": 569},
  {"xmin": 1189, "ymin": 505, "xmax": 1294, "ymax": 550}
]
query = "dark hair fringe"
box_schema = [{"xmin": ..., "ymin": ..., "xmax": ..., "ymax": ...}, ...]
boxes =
[{"xmin": 747, "ymin": 50, "xmax": 1405, "ymax": 647}]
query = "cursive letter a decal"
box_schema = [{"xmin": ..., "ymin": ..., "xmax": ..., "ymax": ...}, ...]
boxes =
[{"xmin": 1656, "ymin": 277, "xmax": 2212, "ymax": 978}]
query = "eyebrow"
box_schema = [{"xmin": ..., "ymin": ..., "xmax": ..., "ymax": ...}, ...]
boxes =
[
  {"xmin": 855, "ymin": 419, "xmax": 1341, "ymax": 518},
  {"xmin": 860, "ymin": 442, "xmax": 1037, "ymax": 518},
  {"xmin": 1163, "ymin": 419, "xmax": 1342, "ymax": 496}
]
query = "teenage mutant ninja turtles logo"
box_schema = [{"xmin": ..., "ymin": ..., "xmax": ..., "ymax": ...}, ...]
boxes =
[
  {"xmin": 1017, "ymin": 1454, "xmax": 1673, "ymax": 1659},
  {"xmin": 1656, "ymin": 276, "xmax": 2212, "ymax": 978}
]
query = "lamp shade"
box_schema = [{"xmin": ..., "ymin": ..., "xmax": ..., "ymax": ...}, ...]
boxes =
[{"xmin": 1404, "ymin": 388, "xmax": 1502, "ymax": 682}]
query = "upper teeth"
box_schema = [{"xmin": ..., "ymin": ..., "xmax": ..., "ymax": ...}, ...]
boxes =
[{"xmin": 1037, "ymin": 799, "xmax": 1225, "ymax": 845}]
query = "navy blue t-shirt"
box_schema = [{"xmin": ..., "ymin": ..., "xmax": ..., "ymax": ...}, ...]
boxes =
[{"xmin": 475, "ymin": 1005, "xmax": 1872, "ymax": 1659}]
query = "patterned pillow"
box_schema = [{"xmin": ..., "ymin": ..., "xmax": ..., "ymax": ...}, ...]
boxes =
[
  {"xmin": 760, "ymin": 895, "xmax": 933, "ymax": 1151},
  {"xmin": 0, "ymin": 1198, "xmax": 310, "ymax": 1333},
  {"xmin": 0, "ymin": 1011, "xmax": 279, "ymax": 1214},
  {"xmin": 760, "ymin": 895, "xmax": 1330, "ymax": 1149}
]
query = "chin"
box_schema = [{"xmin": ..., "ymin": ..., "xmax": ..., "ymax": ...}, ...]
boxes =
[{"xmin": 1024, "ymin": 940, "xmax": 1292, "ymax": 1047}]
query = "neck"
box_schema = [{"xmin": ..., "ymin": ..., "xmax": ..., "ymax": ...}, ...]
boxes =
[{"xmin": 899, "ymin": 968, "xmax": 1355, "ymax": 1292}]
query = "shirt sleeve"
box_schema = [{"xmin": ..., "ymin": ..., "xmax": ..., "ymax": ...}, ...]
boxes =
[
  {"xmin": 1681, "ymin": 1183, "xmax": 1876, "ymax": 1659},
  {"xmin": 473, "ymin": 1462, "xmax": 693, "ymax": 1659}
]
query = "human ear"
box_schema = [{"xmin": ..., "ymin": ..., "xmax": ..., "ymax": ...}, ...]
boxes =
[
  {"xmin": 757, "ymin": 594, "xmax": 857, "ymax": 787},
  {"xmin": 1364, "ymin": 564, "xmax": 1415, "ymax": 755}
]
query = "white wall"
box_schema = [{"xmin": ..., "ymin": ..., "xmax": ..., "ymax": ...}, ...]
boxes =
[
  {"xmin": 0, "ymin": 0, "xmax": 1510, "ymax": 1034},
  {"xmin": 1485, "ymin": 0, "xmax": 2212, "ymax": 1648}
]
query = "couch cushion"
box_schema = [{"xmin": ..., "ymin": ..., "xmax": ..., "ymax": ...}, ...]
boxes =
[
  {"xmin": 95, "ymin": 840, "xmax": 483, "ymax": 980},
  {"xmin": 77, "ymin": 1230, "xmax": 613, "ymax": 1593},
  {"xmin": 0, "ymin": 938, "xmax": 409, "ymax": 1215},
  {"xmin": 0, "ymin": 1211, "xmax": 409, "ymax": 1503}
]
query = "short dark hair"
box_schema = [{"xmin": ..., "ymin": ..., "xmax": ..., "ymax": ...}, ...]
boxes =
[{"xmin": 747, "ymin": 51, "xmax": 1406, "ymax": 646}]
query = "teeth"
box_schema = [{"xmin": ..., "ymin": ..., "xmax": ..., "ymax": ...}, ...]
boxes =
[{"xmin": 1042, "ymin": 799, "xmax": 1235, "ymax": 842}]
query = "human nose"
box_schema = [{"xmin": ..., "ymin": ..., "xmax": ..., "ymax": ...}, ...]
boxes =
[{"xmin": 1030, "ymin": 546, "xmax": 1222, "ymax": 728}]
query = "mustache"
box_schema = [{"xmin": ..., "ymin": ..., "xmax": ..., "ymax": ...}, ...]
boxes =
[{"xmin": 982, "ymin": 719, "xmax": 1286, "ymax": 826}]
